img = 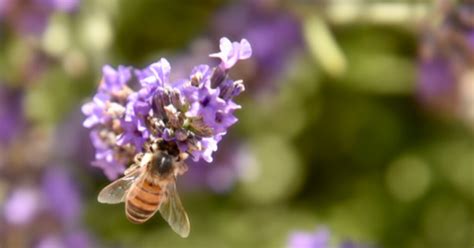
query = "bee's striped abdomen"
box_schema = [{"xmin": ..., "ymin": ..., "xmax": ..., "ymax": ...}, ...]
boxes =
[{"xmin": 125, "ymin": 177, "xmax": 162, "ymax": 224}]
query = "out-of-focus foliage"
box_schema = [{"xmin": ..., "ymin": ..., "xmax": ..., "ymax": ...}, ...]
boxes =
[{"xmin": 0, "ymin": 0, "xmax": 473, "ymax": 248}]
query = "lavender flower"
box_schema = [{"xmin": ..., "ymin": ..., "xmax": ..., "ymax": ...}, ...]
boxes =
[
  {"xmin": 181, "ymin": 139, "xmax": 244, "ymax": 194},
  {"xmin": 82, "ymin": 37, "xmax": 252, "ymax": 178},
  {"xmin": 1, "ymin": 167, "xmax": 95, "ymax": 247},
  {"xmin": 213, "ymin": 1, "xmax": 302, "ymax": 92},
  {"xmin": 339, "ymin": 241, "xmax": 373, "ymax": 248},
  {"xmin": 288, "ymin": 228, "xmax": 330, "ymax": 248},
  {"xmin": 36, "ymin": 236, "xmax": 66, "ymax": 248},
  {"xmin": 288, "ymin": 227, "xmax": 375, "ymax": 248},
  {"xmin": 36, "ymin": 231, "xmax": 93, "ymax": 248},
  {"xmin": 0, "ymin": 85, "xmax": 25, "ymax": 145},
  {"xmin": 42, "ymin": 167, "xmax": 81, "ymax": 223},
  {"xmin": 39, "ymin": 0, "xmax": 80, "ymax": 12},
  {"xmin": 3, "ymin": 187, "xmax": 41, "ymax": 225},
  {"xmin": 209, "ymin": 38, "xmax": 252, "ymax": 70},
  {"xmin": 0, "ymin": 0, "xmax": 80, "ymax": 36},
  {"xmin": 417, "ymin": 0, "xmax": 474, "ymax": 116}
]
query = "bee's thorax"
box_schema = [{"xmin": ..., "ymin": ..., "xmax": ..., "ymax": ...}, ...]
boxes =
[{"xmin": 149, "ymin": 152, "xmax": 174, "ymax": 176}]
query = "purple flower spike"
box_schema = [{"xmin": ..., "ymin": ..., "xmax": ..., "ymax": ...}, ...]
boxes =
[
  {"xmin": 210, "ymin": 37, "xmax": 252, "ymax": 70},
  {"xmin": 82, "ymin": 37, "xmax": 251, "ymax": 179}
]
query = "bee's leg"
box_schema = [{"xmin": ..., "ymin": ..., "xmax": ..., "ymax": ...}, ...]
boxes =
[
  {"xmin": 146, "ymin": 139, "xmax": 160, "ymax": 154},
  {"xmin": 177, "ymin": 152, "xmax": 189, "ymax": 162},
  {"xmin": 143, "ymin": 141, "xmax": 152, "ymax": 153},
  {"xmin": 134, "ymin": 153, "xmax": 144, "ymax": 165},
  {"xmin": 124, "ymin": 153, "xmax": 143, "ymax": 176},
  {"xmin": 151, "ymin": 142, "xmax": 159, "ymax": 153},
  {"xmin": 175, "ymin": 159, "xmax": 189, "ymax": 176}
]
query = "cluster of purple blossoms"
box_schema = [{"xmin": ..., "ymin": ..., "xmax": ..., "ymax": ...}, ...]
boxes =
[{"xmin": 82, "ymin": 37, "xmax": 252, "ymax": 179}]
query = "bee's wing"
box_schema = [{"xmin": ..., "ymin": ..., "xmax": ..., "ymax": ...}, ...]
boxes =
[
  {"xmin": 159, "ymin": 180, "xmax": 190, "ymax": 238},
  {"xmin": 97, "ymin": 167, "xmax": 142, "ymax": 204}
]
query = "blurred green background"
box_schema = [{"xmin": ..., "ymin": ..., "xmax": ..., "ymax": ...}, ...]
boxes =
[{"xmin": 0, "ymin": 0, "xmax": 473, "ymax": 248}]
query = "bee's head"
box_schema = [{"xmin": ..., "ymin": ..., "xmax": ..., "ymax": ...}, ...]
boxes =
[{"xmin": 150, "ymin": 152, "xmax": 174, "ymax": 176}]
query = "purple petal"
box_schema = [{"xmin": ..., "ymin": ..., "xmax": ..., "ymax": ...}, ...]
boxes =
[
  {"xmin": 238, "ymin": 39, "xmax": 252, "ymax": 59},
  {"xmin": 210, "ymin": 37, "xmax": 253, "ymax": 69},
  {"xmin": 148, "ymin": 58, "xmax": 171, "ymax": 86}
]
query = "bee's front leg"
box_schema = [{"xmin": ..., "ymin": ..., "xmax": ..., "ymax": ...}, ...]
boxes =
[
  {"xmin": 176, "ymin": 160, "xmax": 189, "ymax": 176},
  {"xmin": 134, "ymin": 153, "xmax": 144, "ymax": 165},
  {"xmin": 124, "ymin": 153, "xmax": 144, "ymax": 176},
  {"xmin": 178, "ymin": 152, "xmax": 189, "ymax": 162}
]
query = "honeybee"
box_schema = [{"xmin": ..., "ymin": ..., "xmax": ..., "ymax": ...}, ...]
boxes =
[{"xmin": 98, "ymin": 141, "xmax": 190, "ymax": 238}]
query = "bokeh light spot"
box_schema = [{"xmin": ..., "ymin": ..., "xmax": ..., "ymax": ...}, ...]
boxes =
[{"xmin": 385, "ymin": 154, "xmax": 431, "ymax": 202}]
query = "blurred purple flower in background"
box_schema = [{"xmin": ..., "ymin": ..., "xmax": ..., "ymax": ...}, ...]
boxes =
[
  {"xmin": 180, "ymin": 139, "xmax": 246, "ymax": 194},
  {"xmin": 1, "ymin": 167, "xmax": 94, "ymax": 248},
  {"xmin": 0, "ymin": 86, "xmax": 25, "ymax": 145},
  {"xmin": 339, "ymin": 241, "xmax": 372, "ymax": 248},
  {"xmin": 40, "ymin": 0, "xmax": 80, "ymax": 12},
  {"xmin": 288, "ymin": 227, "xmax": 374, "ymax": 248},
  {"xmin": 213, "ymin": 0, "xmax": 302, "ymax": 93},
  {"xmin": 1, "ymin": 35, "xmax": 94, "ymax": 246},
  {"xmin": 417, "ymin": 0, "xmax": 474, "ymax": 119},
  {"xmin": 54, "ymin": 109, "xmax": 95, "ymax": 167},
  {"xmin": 36, "ymin": 230, "xmax": 93, "ymax": 248},
  {"xmin": 3, "ymin": 187, "xmax": 41, "ymax": 225},
  {"xmin": 417, "ymin": 57, "xmax": 455, "ymax": 105},
  {"xmin": 288, "ymin": 228, "xmax": 330, "ymax": 248},
  {"xmin": 82, "ymin": 37, "xmax": 252, "ymax": 179},
  {"xmin": 0, "ymin": 0, "xmax": 79, "ymax": 36},
  {"xmin": 42, "ymin": 167, "xmax": 81, "ymax": 223}
]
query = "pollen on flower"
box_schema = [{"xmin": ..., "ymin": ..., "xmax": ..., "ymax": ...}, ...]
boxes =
[{"xmin": 82, "ymin": 37, "xmax": 252, "ymax": 179}]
